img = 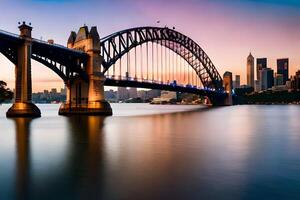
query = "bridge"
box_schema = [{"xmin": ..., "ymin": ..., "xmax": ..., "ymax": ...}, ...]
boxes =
[{"xmin": 0, "ymin": 22, "xmax": 232, "ymax": 118}]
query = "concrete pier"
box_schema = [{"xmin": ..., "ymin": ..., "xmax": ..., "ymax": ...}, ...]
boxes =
[{"xmin": 6, "ymin": 22, "xmax": 41, "ymax": 118}]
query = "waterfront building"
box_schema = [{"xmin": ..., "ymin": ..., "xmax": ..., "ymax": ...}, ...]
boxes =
[
  {"xmin": 137, "ymin": 89, "xmax": 161, "ymax": 101},
  {"xmin": 277, "ymin": 58, "xmax": 289, "ymax": 84},
  {"xmin": 254, "ymin": 80, "xmax": 261, "ymax": 92},
  {"xmin": 247, "ymin": 53, "xmax": 255, "ymax": 88},
  {"xmin": 256, "ymin": 58, "xmax": 267, "ymax": 81},
  {"xmin": 290, "ymin": 70, "xmax": 300, "ymax": 91},
  {"xmin": 260, "ymin": 68, "xmax": 274, "ymax": 90},
  {"xmin": 60, "ymin": 87, "xmax": 67, "ymax": 95},
  {"xmin": 128, "ymin": 87, "xmax": 138, "ymax": 99},
  {"xmin": 51, "ymin": 88, "xmax": 57, "ymax": 94},
  {"xmin": 234, "ymin": 75, "xmax": 240, "ymax": 88},
  {"xmin": 160, "ymin": 91, "xmax": 177, "ymax": 99},
  {"xmin": 274, "ymin": 73, "xmax": 284, "ymax": 86},
  {"xmin": 117, "ymin": 87, "xmax": 129, "ymax": 101},
  {"xmin": 104, "ymin": 89, "xmax": 117, "ymax": 102}
]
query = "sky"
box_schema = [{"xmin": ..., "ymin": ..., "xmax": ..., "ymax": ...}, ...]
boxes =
[{"xmin": 0, "ymin": 0, "xmax": 299, "ymax": 92}]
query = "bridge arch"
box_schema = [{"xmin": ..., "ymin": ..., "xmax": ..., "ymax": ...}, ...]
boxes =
[{"xmin": 100, "ymin": 27, "xmax": 223, "ymax": 90}]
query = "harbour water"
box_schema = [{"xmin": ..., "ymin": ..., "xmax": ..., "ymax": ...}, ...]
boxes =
[{"xmin": 1, "ymin": 104, "xmax": 300, "ymax": 199}]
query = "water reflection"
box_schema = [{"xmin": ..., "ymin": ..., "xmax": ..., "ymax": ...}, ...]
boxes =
[
  {"xmin": 13, "ymin": 118, "xmax": 32, "ymax": 200},
  {"xmin": 12, "ymin": 116, "xmax": 106, "ymax": 200},
  {"xmin": 5, "ymin": 104, "xmax": 300, "ymax": 199},
  {"xmin": 65, "ymin": 116, "xmax": 106, "ymax": 200}
]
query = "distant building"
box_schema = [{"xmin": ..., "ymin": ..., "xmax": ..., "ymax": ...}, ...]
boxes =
[
  {"xmin": 160, "ymin": 91, "xmax": 177, "ymax": 99},
  {"xmin": 60, "ymin": 87, "xmax": 66, "ymax": 95},
  {"xmin": 128, "ymin": 87, "xmax": 138, "ymax": 99},
  {"xmin": 146, "ymin": 89, "xmax": 161, "ymax": 99},
  {"xmin": 117, "ymin": 87, "xmax": 129, "ymax": 101},
  {"xmin": 223, "ymin": 71, "xmax": 233, "ymax": 93},
  {"xmin": 277, "ymin": 58, "xmax": 289, "ymax": 84},
  {"xmin": 256, "ymin": 58, "xmax": 267, "ymax": 81},
  {"xmin": 290, "ymin": 70, "xmax": 300, "ymax": 91},
  {"xmin": 260, "ymin": 68, "xmax": 274, "ymax": 90},
  {"xmin": 105, "ymin": 89, "xmax": 117, "ymax": 101},
  {"xmin": 254, "ymin": 80, "xmax": 261, "ymax": 92},
  {"xmin": 223, "ymin": 71, "xmax": 233, "ymax": 105},
  {"xmin": 274, "ymin": 73, "xmax": 284, "ymax": 86},
  {"xmin": 247, "ymin": 53, "xmax": 255, "ymax": 88},
  {"xmin": 234, "ymin": 75, "xmax": 240, "ymax": 88},
  {"xmin": 51, "ymin": 88, "xmax": 57, "ymax": 94},
  {"xmin": 137, "ymin": 89, "xmax": 161, "ymax": 101}
]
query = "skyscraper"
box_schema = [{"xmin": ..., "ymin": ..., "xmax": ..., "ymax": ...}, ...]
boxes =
[
  {"xmin": 247, "ymin": 53, "xmax": 255, "ymax": 88},
  {"xmin": 260, "ymin": 68, "xmax": 274, "ymax": 90},
  {"xmin": 256, "ymin": 58, "xmax": 267, "ymax": 81},
  {"xmin": 234, "ymin": 75, "xmax": 240, "ymax": 88},
  {"xmin": 277, "ymin": 58, "xmax": 289, "ymax": 84}
]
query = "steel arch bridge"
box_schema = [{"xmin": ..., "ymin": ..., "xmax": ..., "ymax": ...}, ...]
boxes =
[
  {"xmin": 0, "ymin": 24, "xmax": 228, "ymax": 117},
  {"xmin": 100, "ymin": 27, "xmax": 223, "ymax": 90},
  {"xmin": 0, "ymin": 26, "xmax": 223, "ymax": 90}
]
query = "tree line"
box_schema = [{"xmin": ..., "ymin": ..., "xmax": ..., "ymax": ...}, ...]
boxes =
[{"xmin": 0, "ymin": 81, "xmax": 13, "ymax": 104}]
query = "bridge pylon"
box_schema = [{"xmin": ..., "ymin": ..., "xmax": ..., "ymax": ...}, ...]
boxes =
[
  {"xmin": 6, "ymin": 22, "xmax": 41, "ymax": 118},
  {"xmin": 58, "ymin": 26, "xmax": 112, "ymax": 116}
]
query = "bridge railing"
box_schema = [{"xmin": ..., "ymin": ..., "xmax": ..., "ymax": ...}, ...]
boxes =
[
  {"xmin": 0, "ymin": 29, "xmax": 20, "ymax": 38},
  {"xmin": 0, "ymin": 29, "xmax": 84, "ymax": 54}
]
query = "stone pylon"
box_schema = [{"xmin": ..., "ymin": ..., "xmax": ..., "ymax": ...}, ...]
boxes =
[
  {"xmin": 58, "ymin": 26, "xmax": 112, "ymax": 115},
  {"xmin": 6, "ymin": 22, "xmax": 41, "ymax": 118}
]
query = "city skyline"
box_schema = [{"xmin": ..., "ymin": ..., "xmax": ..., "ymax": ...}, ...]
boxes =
[{"xmin": 0, "ymin": 0, "xmax": 300, "ymax": 92}]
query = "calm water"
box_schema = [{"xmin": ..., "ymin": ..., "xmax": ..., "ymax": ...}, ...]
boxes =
[{"xmin": 1, "ymin": 104, "xmax": 300, "ymax": 200}]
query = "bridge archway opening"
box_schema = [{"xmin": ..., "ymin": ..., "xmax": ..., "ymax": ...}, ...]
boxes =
[
  {"xmin": 31, "ymin": 60, "xmax": 65, "ymax": 92},
  {"xmin": 103, "ymin": 41, "xmax": 203, "ymax": 89}
]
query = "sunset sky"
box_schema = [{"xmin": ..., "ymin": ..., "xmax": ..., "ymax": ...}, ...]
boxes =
[{"xmin": 0, "ymin": 0, "xmax": 299, "ymax": 92}]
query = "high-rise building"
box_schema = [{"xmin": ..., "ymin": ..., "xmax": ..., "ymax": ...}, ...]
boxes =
[
  {"xmin": 274, "ymin": 73, "xmax": 284, "ymax": 86},
  {"xmin": 260, "ymin": 68, "xmax": 274, "ymax": 90},
  {"xmin": 223, "ymin": 72, "xmax": 233, "ymax": 93},
  {"xmin": 290, "ymin": 70, "xmax": 300, "ymax": 91},
  {"xmin": 247, "ymin": 53, "xmax": 255, "ymax": 88},
  {"xmin": 256, "ymin": 58, "xmax": 267, "ymax": 81},
  {"xmin": 254, "ymin": 80, "xmax": 261, "ymax": 92},
  {"xmin": 234, "ymin": 75, "xmax": 240, "ymax": 88},
  {"xmin": 277, "ymin": 58, "xmax": 289, "ymax": 84}
]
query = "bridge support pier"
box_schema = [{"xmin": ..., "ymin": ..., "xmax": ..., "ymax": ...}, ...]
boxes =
[
  {"xmin": 6, "ymin": 22, "xmax": 41, "ymax": 118},
  {"xmin": 58, "ymin": 75, "xmax": 112, "ymax": 116},
  {"xmin": 59, "ymin": 25, "xmax": 112, "ymax": 116}
]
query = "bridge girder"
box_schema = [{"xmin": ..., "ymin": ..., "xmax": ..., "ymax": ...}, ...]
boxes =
[{"xmin": 0, "ymin": 29, "xmax": 88, "ymax": 82}]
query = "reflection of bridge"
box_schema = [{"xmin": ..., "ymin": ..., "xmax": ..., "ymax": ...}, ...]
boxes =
[{"xmin": 0, "ymin": 22, "xmax": 231, "ymax": 117}]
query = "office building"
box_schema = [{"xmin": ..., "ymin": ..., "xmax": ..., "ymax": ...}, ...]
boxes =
[
  {"xmin": 256, "ymin": 58, "xmax": 267, "ymax": 81},
  {"xmin": 274, "ymin": 73, "xmax": 284, "ymax": 86},
  {"xmin": 260, "ymin": 68, "xmax": 274, "ymax": 90},
  {"xmin": 247, "ymin": 53, "xmax": 255, "ymax": 88},
  {"xmin": 290, "ymin": 70, "xmax": 300, "ymax": 90},
  {"xmin": 254, "ymin": 80, "xmax": 261, "ymax": 92},
  {"xmin": 234, "ymin": 75, "xmax": 240, "ymax": 88},
  {"xmin": 277, "ymin": 58, "xmax": 289, "ymax": 84}
]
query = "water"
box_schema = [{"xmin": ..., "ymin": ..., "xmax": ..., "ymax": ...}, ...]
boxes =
[{"xmin": 1, "ymin": 104, "xmax": 300, "ymax": 200}]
